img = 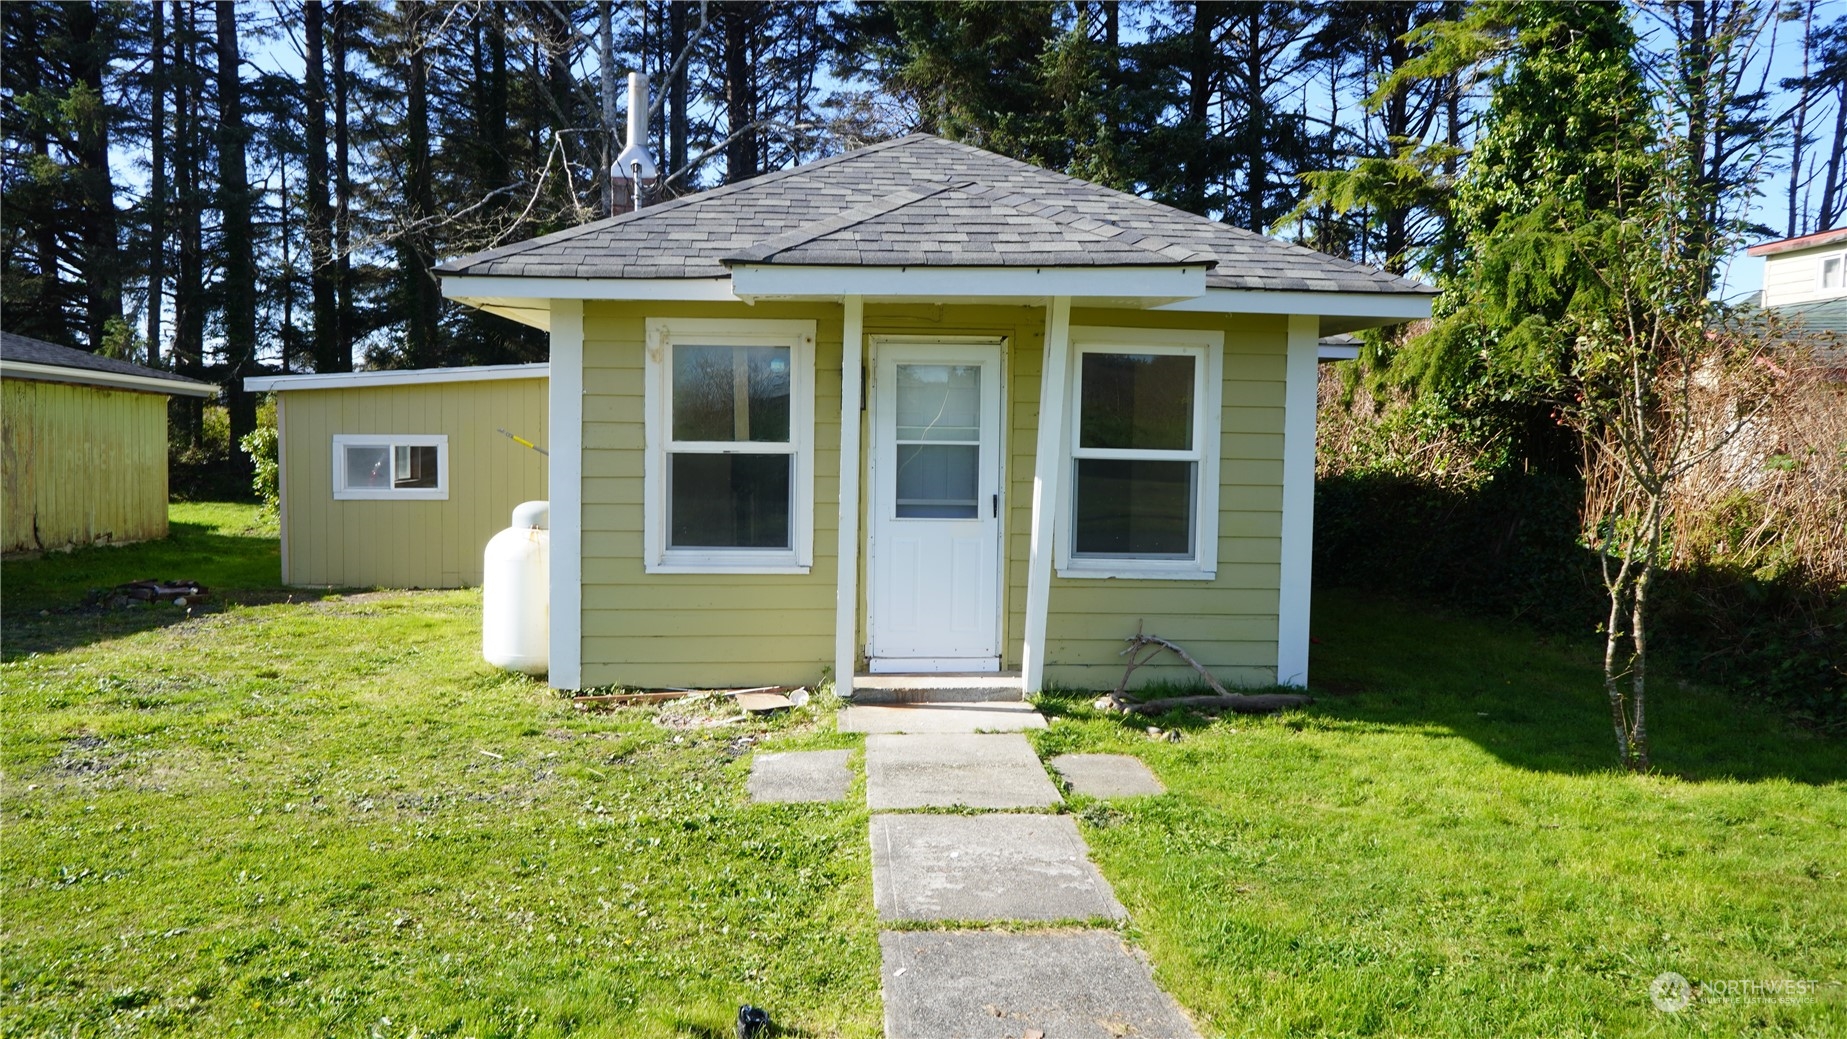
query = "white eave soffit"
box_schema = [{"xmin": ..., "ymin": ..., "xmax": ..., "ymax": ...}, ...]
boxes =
[{"xmin": 441, "ymin": 271, "xmax": 1433, "ymax": 331}]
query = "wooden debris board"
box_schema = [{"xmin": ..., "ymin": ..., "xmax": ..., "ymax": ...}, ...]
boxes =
[{"xmin": 735, "ymin": 692, "xmax": 796, "ymax": 713}]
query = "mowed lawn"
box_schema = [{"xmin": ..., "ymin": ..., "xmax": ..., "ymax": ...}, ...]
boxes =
[
  {"xmin": 1, "ymin": 504, "xmax": 876, "ymax": 1038},
  {"xmin": 1035, "ymin": 596, "xmax": 1847, "ymax": 1037},
  {"xmin": 4, "ymin": 503, "xmax": 1844, "ymax": 1037}
]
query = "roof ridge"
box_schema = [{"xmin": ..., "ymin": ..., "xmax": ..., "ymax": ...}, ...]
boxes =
[
  {"xmin": 723, "ymin": 180, "xmax": 971, "ymax": 264},
  {"xmin": 436, "ymin": 135, "xmax": 931, "ymax": 273},
  {"xmin": 913, "ymin": 136, "xmax": 1420, "ymax": 285},
  {"xmin": 954, "ymin": 182, "xmax": 1218, "ymax": 266}
]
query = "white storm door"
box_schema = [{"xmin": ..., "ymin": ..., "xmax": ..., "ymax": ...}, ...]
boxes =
[{"xmin": 868, "ymin": 343, "xmax": 1004, "ymax": 671}]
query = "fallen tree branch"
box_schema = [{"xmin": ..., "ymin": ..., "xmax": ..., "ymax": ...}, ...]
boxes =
[{"xmin": 1107, "ymin": 627, "xmax": 1313, "ymax": 715}]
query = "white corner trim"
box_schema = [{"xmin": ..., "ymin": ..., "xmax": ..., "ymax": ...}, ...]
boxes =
[
  {"xmin": 0, "ymin": 358, "xmax": 218, "ymax": 398},
  {"xmin": 1152, "ymin": 288, "xmax": 1434, "ymax": 320},
  {"xmin": 275, "ymin": 395, "xmax": 290, "ymax": 584},
  {"xmin": 835, "ymin": 296, "xmax": 866, "ymax": 692},
  {"xmin": 1278, "ymin": 314, "xmax": 1319, "ymax": 688},
  {"xmin": 440, "ymin": 275, "xmax": 739, "ymax": 303},
  {"xmin": 730, "ymin": 264, "xmax": 1206, "ymax": 301},
  {"xmin": 1022, "ymin": 296, "xmax": 1073, "ymax": 693},
  {"xmin": 246, "ymin": 362, "xmax": 548, "ymax": 393},
  {"xmin": 549, "ymin": 300, "xmax": 585, "ymax": 691}
]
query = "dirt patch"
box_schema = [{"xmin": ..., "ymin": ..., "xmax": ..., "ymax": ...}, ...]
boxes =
[{"xmin": 48, "ymin": 733, "xmax": 124, "ymax": 776}]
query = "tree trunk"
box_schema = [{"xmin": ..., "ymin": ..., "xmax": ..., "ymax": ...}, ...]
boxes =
[
  {"xmin": 304, "ymin": 1, "xmax": 338, "ymax": 373},
  {"xmin": 172, "ymin": 0, "xmax": 204, "ymax": 445},
  {"xmin": 721, "ymin": 3, "xmax": 759, "ymax": 183},
  {"xmin": 1242, "ymin": 6, "xmax": 1266, "ymax": 232},
  {"xmin": 332, "ymin": 1, "xmax": 353, "ymax": 371},
  {"xmin": 68, "ymin": 0, "xmax": 124, "ymax": 353},
  {"xmin": 401, "ymin": 5, "xmax": 440, "ymax": 368},
  {"xmin": 147, "ymin": 0, "xmax": 167, "ymax": 368},
  {"xmin": 215, "ymin": 0, "xmax": 258, "ymax": 460},
  {"xmin": 668, "ymin": 0, "xmax": 688, "ymax": 179},
  {"xmin": 1817, "ymin": 84, "xmax": 1847, "ymax": 229},
  {"xmin": 599, "ymin": 0, "xmax": 617, "ymax": 217},
  {"xmin": 1183, "ymin": 4, "xmax": 1213, "ymax": 215}
]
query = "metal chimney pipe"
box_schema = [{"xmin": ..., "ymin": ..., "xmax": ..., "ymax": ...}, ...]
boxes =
[{"xmin": 613, "ymin": 71, "xmax": 657, "ymax": 211}]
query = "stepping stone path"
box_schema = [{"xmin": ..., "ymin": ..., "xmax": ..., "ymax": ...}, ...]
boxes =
[
  {"xmin": 855, "ymin": 702, "xmax": 1199, "ymax": 1039},
  {"xmin": 1051, "ymin": 752, "xmax": 1168, "ymax": 798},
  {"xmin": 870, "ymin": 814, "xmax": 1125, "ymax": 922},
  {"xmin": 864, "ymin": 733, "xmax": 1061, "ymax": 811},
  {"xmin": 747, "ymin": 749, "xmax": 854, "ymax": 803}
]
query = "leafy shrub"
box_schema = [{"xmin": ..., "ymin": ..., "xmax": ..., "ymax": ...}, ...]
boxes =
[{"xmin": 239, "ymin": 425, "xmax": 280, "ymax": 513}]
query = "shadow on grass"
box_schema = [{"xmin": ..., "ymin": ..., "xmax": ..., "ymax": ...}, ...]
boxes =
[
  {"xmin": 1042, "ymin": 588, "xmax": 1846, "ymax": 786},
  {"xmin": 1, "ymin": 503, "xmax": 323, "ymax": 658}
]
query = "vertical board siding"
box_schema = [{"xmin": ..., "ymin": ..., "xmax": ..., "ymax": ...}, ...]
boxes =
[
  {"xmin": 1038, "ymin": 309, "xmax": 1288, "ymax": 691},
  {"xmin": 277, "ymin": 377, "xmax": 548, "ymax": 588},
  {"xmin": 578, "ymin": 300, "xmax": 840, "ymax": 690},
  {"xmin": 2, "ymin": 379, "xmax": 169, "ymax": 554}
]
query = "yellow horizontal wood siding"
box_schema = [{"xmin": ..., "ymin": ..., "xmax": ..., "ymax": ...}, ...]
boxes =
[
  {"xmin": 570, "ymin": 299, "xmax": 1290, "ymax": 691},
  {"xmin": 578, "ymin": 301, "xmax": 840, "ymax": 689},
  {"xmin": 1037, "ymin": 309, "xmax": 1288, "ymax": 691},
  {"xmin": 2, "ymin": 378, "xmax": 170, "ymax": 554},
  {"xmin": 276, "ymin": 377, "xmax": 548, "ymax": 587}
]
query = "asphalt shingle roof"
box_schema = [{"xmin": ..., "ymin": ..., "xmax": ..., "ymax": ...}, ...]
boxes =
[
  {"xmin": 0, "ymin": 330, "xmax": 214, "ymax": 390},
  {"xmin": 438, "ymin": 134, "xmax": 1432, "ymax": 296}
]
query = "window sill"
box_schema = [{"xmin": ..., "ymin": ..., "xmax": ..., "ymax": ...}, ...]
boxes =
[
  {"xmin": 334, "ymin": 490, "xmax": 449, "ymax": 501},
  {"xmin": 1055, "ymin": 565, "xmax": 1216, "ymax": 582},
  {"xmin": 646, "ymin": 558, "xmax": 811, "ymax": 576}
]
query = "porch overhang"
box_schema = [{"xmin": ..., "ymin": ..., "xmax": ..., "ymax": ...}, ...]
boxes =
[
  {"xmin": 442, "ymin": 273, "xmax": 1432, "ymax": 337},
  {"xmin": 1154, "ymin": 288, "xmax": 1434, "ymax": 335}
]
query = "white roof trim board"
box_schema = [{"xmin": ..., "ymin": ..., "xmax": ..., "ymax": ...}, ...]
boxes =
[
  {"xmin": 245, "ymin": 362, "xmax": 549, "ymax": 393},
  {"xmin": 0, "ymin": 330, "xmax": 218, "ymax": 397}
]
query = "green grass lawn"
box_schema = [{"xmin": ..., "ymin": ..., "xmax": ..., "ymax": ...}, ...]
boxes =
[
  {"xmin": 4, "ymin": 504, "xmax": 1843, "ymax": 1036},
  {"xmin": 1034, "ymin": 592, "xmax": 1847, "ymax": 1037},
  {"xmin": 2, "ymin": 504, "xmax": 877, "ymax": 1037}
]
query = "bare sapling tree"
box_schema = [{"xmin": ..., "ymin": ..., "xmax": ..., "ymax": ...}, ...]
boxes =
[{"xmin": 1567, "ymin": 149, "xmax": 1773, "ymax": 773}]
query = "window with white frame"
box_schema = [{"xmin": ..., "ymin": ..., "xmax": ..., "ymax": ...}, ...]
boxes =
[
  {"xmin": 332, "ymin": 434, "xmax": 449, "ymax": 500},
  {"xmin": 1820, "ymin": 252, "xmax": 1844, "ymax": 292},
  {"xmin": 644, "ymin": 318, "xmax": 815, "ymax": 573},
  {"xmin": 1058, "ymin": 327, "xmax": 1221, "ymax": 579}
]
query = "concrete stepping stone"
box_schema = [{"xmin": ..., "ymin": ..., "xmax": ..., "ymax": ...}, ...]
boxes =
[
  {"xmin": 880, "ymin": 930, "xmax": 1201, "ymax": 1039},
  {"xmin": 746, "ymin": 749, "xmax": 853, "ymax": 803},
  {"xmin": 1051, "ymin": 753, "xmax": 1167, "ymax": 798},
  {"xmin": 871, "ymin": 813, "xmax": 1125, "ymax": 922},
  {"xmin": 840, "ymin": 701, "xmax": 1047, "ymax": 734},
  {"xmin": 864, "ymin": 733, "xmax": 1061, "ymax": 810}
]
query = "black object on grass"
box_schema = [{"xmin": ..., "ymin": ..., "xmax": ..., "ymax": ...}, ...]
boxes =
[{"xmin": 736, "ymin": 1004, "xmax": 770, "ymax": 1039}]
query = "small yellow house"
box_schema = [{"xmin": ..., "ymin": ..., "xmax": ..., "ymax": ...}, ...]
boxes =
[
  {"xmin": 244, "ymin": 364, "xmax": 548, "ymax": 588},
  {"xmin": 437, "ymin": 135, "xmax": 1435, "ymax": 693},
  {"xmin": 1, "ymin": 330, "xmax": 215, "ymax": 554}
]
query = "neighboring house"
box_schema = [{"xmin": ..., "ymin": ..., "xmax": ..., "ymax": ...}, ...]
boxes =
[
  {"xmin": 244, "ymin": 364, "xmax": 548, "ymax": 589},
  {"xmin": 1, "ymin": 330, "xmax": 215, "ymax": 555},
  {"xmin": 1747, "ymin": 226, "xmax": 1847, "ymax": 370},
  {"xmin": 435, "ymin": 134, "xmax": 1436, "ymax": 693}
]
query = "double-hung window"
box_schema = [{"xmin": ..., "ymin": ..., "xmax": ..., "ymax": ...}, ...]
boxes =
[
  {"xmin": 332, "ymin": 434, "xmax": 449, "ymax": 500},
  {"xmin": 1820, "ymin": 253, "xmax": 1844, "ymax": 292},
  {"xmin": 1058, "ymin": 327, "xmax": 1221, "ymax": 579},
  {"xmin": 644, "ymin": 318, "xmax": 815, "ymax": 573}
]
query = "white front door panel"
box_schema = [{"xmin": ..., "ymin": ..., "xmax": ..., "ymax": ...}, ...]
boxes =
[{"xmin": 868, "ymin": 342, "xmax": 1003, "ymax": 671}]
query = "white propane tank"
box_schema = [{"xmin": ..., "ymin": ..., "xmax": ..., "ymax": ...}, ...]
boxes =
[{"xmin": 483, "ymin": 500, "xmax": 550, "ymax": 675}]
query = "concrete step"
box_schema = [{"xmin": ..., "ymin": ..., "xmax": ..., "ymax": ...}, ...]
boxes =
[{"xmin": 851, "ymin": 672, "xmax": 1024, "ymax": 704}]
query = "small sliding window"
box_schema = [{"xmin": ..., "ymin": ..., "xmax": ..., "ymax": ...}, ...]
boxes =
[{"xmin": 332, "ymin": 434, "xmax": 449, "ymax": 500}]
